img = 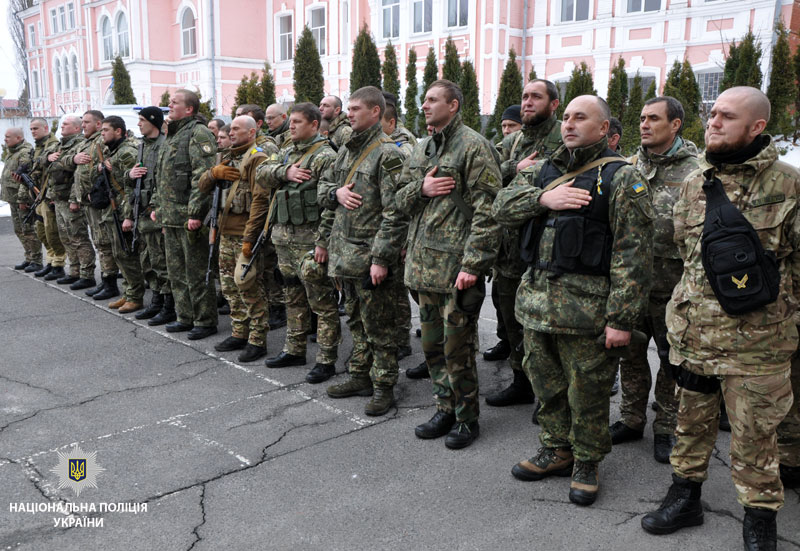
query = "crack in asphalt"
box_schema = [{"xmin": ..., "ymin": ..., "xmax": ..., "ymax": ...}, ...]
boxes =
[
  {"xmin": 186, "ymin": 485, "xmax": 206, "ymax": 551},
  {"xmin": 0, "ymin": 374, "xmax": 64, "ymax": 399},
  {"xmin": 225, "ymin": 398, "xmax": 313, "ymax": 432}
]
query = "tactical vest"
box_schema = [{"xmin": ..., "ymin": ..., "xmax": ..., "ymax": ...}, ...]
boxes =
[
  {"xmin": 272, "ymin": 141, "xmax": 326, "ymax": 226},
  {"xmin": 140, "ymin": 134, "xmax": 165, "ymax": 211},
  {"xmin": 50, "ymin": 136, "xmax": 80, "ymax": 198},
  {"xmin": 169, "ymin": 120, "xmax": 197, "ymax": 201},
  {"xmin": 524, "ymin": 150, "xmax": 627, "ymax": 277}
]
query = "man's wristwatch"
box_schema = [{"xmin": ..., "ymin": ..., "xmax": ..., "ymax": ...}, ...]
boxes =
[{"xmin": 329, "ymin": 188, "xmax": 337, "ymax": 203}]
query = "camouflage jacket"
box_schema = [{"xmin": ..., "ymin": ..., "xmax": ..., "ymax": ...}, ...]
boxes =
[
  {"xmin": 389, "ymin": 124, "xmax": 417, "ymax": 158},
  {"xmin": 268, "ymin": 119, "xmax": 292, "ymax": 150},
  {"xmin": 120, "ymin": 134, "xmax": 165, "ymax": 232},
  {"xmin": 630, "ymin": 137, "xmax": 700, "ymax": 297},
  {"xmin": 257, "ymin": 134, "xmax": 336, "ymax": 247},
  {"xmin": 101, "ymin": 137, "xmax": 138, "ymax": 222},
  {"xmin": 317, "ymin": 123, "xmax": 408, "ymax": 278},
  {"xmin": 46, "ymin": 133, "xmax": 85, "ymax": 201},
  {"xmin": 495, "ymin": 115, "xmax": 564, "ymax": 279},
  {"xmin": 492, "ymin": 137, "xmax": 655, "ymax": 335},
  {"xmin": 19, "ymin": 133, "xmax": 59, "ymax": 203},
  {"xmin": 64, "ymin": 132, "xmax": 104, "ymax": 205},
  {"xmin": 153, "ymin": 116, "xmax": 216, "ymax": 227},
  {"xmin": 198, "ymin": 140, "xmax": 270, "ymax": 242},
  {"xmin": 0, "ymin": 140, "xmax": 33, "ymax": 202},
  {"xmin": 667, "ymin": 138, "xmax": 800, "ymax": 376},
  {"xmin": 396, "ymin": 113, "xmax": 503, "ymax": 293},
  {"xmin": 328, "ymin": 112, "xmax": 353, "ymax": 151}
]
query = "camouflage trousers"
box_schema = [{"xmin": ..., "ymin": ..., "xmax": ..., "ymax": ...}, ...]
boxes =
[
  {"xmin": 163, "ymin": 225, "xmax": 217, "ymax": 328},
  {"xmin": 777, "ymin": 351, "xmax": 800, "ymax": 467},
  {"xmin": 139, "ymin": 228, "xmax": 170, "ymax": 295},
  {"xmin": 86, "ymin": 206, "xmax": 117, "ymax": 276},
  {"xmin": 219, "ymin": 234, "xmax": 267, "ymax": 347},
  {"xmin": 105, "ymin": 218, "xmax": 144, "ymax": 303},
  {"xmin": 34, "ymin": 202, "xmax": 65, "ymax": 267},
  {"xmin": 671, "ymin": 368, "xmax": 794, "ymax": 511},
  {"xmin": 9, "ymin": 201, "xmax": 42, "ymax": 264},
  {"xmin": 618, "ymin": 294, "xmax": 678, "ymax": 435},
  {"xmin": 493, "ymin": 275, "xmax": 524, "ymax": 372},
  {"xmin": 524, "ymin": 329, "xmax": 617, "ymax": 463},
  {"xmin": 260, "ymin": 239, "xmax": 284, "ymax": 308},
  {"xmin": 391, "ymin": 276, "xmax": 412, "ymax": 349},
  {"xmin": 343, "ymin": 277, "xmax": 399, "ymax": 388},
  {"xmin": 273, "ymin": 225, "xmax": 340, "ymax": 364},
  {"xmin": 53, "ymin": 200, "xmax": 96, "ymax": 278},
  {"xmin": 418, "ymin": 290, "xmax": 481, "ymax": 424}
]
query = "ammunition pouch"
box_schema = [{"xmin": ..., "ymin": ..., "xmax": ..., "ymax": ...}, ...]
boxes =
[{"xmin": 89, "ymin": 174, "xmax": 111, "ymax": 209}]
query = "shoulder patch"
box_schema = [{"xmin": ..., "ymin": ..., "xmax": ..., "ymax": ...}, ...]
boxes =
[
  {"xmin": 632, "ymin": 182, "xmax": 646, "ymax": 194},
  {"xmin": 202, "ymin": 144, "xmax": 213, "ymax": 154},
  {"xmin": 382, "ymin": 155, "xmax": 403, "ymax": 174},
  {"xmin": 252, "ymin": 147, "xmax": 263, "ymax": 154}
]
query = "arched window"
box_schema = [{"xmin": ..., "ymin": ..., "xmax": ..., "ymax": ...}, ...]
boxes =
[
  {"xmin": 72, "ymin": 55, "xmax": 79, "ymax": 90},
  {"xmin": 54, "ymin": 58, "xmax": 62, "ymax": 92},
  {"xmin": 62, "ymin": 56, "xmax": 70, "ymax": 90},
  {"xmin": 181, "ymin": 8, "xmax": 196, "ymax": 56},
  {"xmin": 116, "ymin": 13, "xmax": 130, "ymax": 57},
  {"xmin": 101, "ymin": 16, "xmax": 113, "ymax": 61},
  {"xmin": 32, "ymin": 70, "xmax": 40, "ymax": 98}
]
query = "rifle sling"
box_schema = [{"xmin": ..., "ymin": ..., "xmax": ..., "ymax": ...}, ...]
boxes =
[
  {"xmin": 541, "ymin": 157, "xmax": 624, "ymax": 192},
  {"xmin": 344, "ymin": 138, "xmax": 387, "ymax": 187},
  {"xmin": 95, "ymin": 143, "xmax": 125, "ymax": 195},
  {"xmin": 218, "ymin": 178, "xmax": 241, "ymax": 234}
]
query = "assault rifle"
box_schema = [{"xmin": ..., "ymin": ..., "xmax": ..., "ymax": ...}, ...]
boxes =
[
  {"xmin": 130, "ymin": 142, "xmax": 145, "ymax": 252},
  {"xmin": 15, "ymin": 163, "xmax": 44, "ymax": 224},
  {"xmin": 100, "ymin": 165, "xmax": 130, "ymax": 254},
  {"xmin": 205, "ymin": 182, "xmax": 223, "ymax": 285},
  {"xmin": 239, "ymin": 192, "xmax": 277, "ymax": 282}
]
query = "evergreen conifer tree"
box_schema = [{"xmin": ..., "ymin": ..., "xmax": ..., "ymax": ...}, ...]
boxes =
[
  {"xmin": 766, "ymin": 21, "xmax": 796, "ymax": 136},
  {"xmin": 620, "ymin": 72, "xmax": 644, "ymax": 155},
  {"xmin": 404, "ymin": 48, "xmax": 419, "ymax": 136},
  {"xmin": 418, "ymin": 47, "xmax": 438, "ymax": 134},
  {"xmin": 793, "ymin": 44, "xmax": 800, "ymax": 142},
  {"xmin": 382, "ymin": 41, "xmax": 401, "ymax": 114},
  {"xmin": 196, "ymin": 91, "xmax": 214, "ymax": 120},
  {"xmin": 460, "ymin": 60, "xmax": 481, "ymax": 131},
  {"xmin": 111, "ymin": 56, "xmax": 136, "ymax": 104},
  {"xmin": 350, "ymin": 25, "xmax": 382, "ymax": 93},
  {"xmin": 232, "ymin": 76, "xmax": 249, "ymax": 114},
  {"xmin": 607, "ymin": 57, "xmax": 628, "ymax": 120},
  {"xmin": 294, "ymin": 26, "xmax": 325, "ymax": 104},
  {"xmin": 679, "ymin": 60, "xmax": 702, "ymax": 119},
  {"xmin": 663, "ymin": 60, "xmax": 682, "ymax": 99},
  {"xmin": 159, "ymin": 89, "xmax": 171, "ymax": 107},
  {"xmin": 720, "ymin": 42, "xmax": 739, "ymax": 93},
  {"xmin": 260, "ymin": 62, "xmax": 277, "ymax": 107},
  {"xmin": 529, "ymin": 67, "xmax": 538, "ymax": 81},
  {"xmin": 558, "ymin": 62, "xmax": 596, "ymax": 119},
  {"xmin": 487, "ymin": 48, "xmax": 524, "ymax": 140},
  {"xmin": 443, "ymin": 36, "xmax": 462, "ymax": 84},
  {"xmin": 721, "ymin": 31, "xmax": 762, "ymax": 91},
  {"xmin": 644, "ymin": 81, "xmax": 656, "ymax": 101}
]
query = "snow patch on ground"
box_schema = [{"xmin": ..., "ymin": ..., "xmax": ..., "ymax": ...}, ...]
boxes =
[
  {"xmin": 0, "ymin": 201, "xmax": 9, "ymax": 218},
  {"xmin": 775, "ymin": 138, "xmax": 800, "ymax": 168}
]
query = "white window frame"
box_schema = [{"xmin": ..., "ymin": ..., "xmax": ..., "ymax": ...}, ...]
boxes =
[
  {"xmin": 559, "ymin": 0, "xmax": 591, "ymax": 23},
  {"xmin": 31, "ymin": 70, "xmax": 40, "ymax": 98},
  {"xmin": 71, "ymin": 54, "xmax": 79, "ymax": 90},
  {"xmin": 28, "ymin": 24, "xmax": 36, "ymax": 47},
  {"xmin": 58, "ymin": 6, "xmax": 67, "ymax": 33},
  {"xmin": 276, "ymin": 13, "xmax": 293, "ymax": 62},
  {"xmin": 54, "ymin": 58, "xmax": 62, "ymax": 92},
  {"xmin": 382, "ymin": 0, "xmax": 399, "ymax": 39},
  {"xmin": 50, "ymin": 8, "xmax": 59, "ymax": 34},
  {"xmin": 309, "ymin": 6, "xmax": 326, "ymax": 55},
  {"xmin": 626, "ymin": 0, "xmax": 660, "ymax": 13},
  {"xmin": 67, "ymin": 3, "xmax": 75, "ymax": 29},
  {"xmin": 100, "ymin": 16, "xmax": 113, "ymax": 61},
  {"xmin": 116, "ymin": 12, "xmax": 130, "ymax": 58},
  {"xmin": 697, "ymin": 69, "xmax": 723, "ymax": 104},
  {"xmin": 181, "ymin": 7, "xmax": 197, "ymax": 57},
  {"xmin": 412, "ymin": 0, "xmax": 432, "ymax": 34},
  {"xmin": 447, "ymin": 0, "xmax": 468, "ymax": 28}
]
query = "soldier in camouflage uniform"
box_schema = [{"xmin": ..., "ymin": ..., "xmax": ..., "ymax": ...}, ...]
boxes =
[
  {"xmin": 236, "ymin": 105, "xmax": 272, "ymax": 150},
  {"xmin": 494, "ymin": 95, "xmax": 654, "ymax": 505},
  {"xmin": 122, "ymin": 107, "xmax": 173, "ymax": 323},
  {"xmin": 2, "ymin": 127, "xmax": 41, "ymax": 270},
  {"xmin": 46, "ymin": 116, "xmax": 89, "ymax": 285},
  {"xmin": 257, "ymin": 103, "xmax": 340, "ymax": 382},
  {"xmin": 320, "ymin": 96, "xmax": 353, "ymax": 151},
  {"xmin": 642, "ymin": 88, "xmax": 800, "ymax": 550},
  {"xmin": 318, "ymin": 87, "xmax": 408, "ymax": 417},
  {"xmin": 71, "ymin": 110, "xmax": 119, "ymax": 296},
  {"xmin": 265, "ymin": 103, "xmax": 292, "ymax": 150},
  {"xmin": 20, "ymin": 118, "xmax": 64, "ymax": 278},
  {"xmin": 487, "ymin": 80, "xmax": 564, "ymax": 409},
  {"xmin": 610, "ymin": 97, "xmax": 700, "ymax": 464},
  {"xmin": 397, "ymin": 79, "xmax": 502, "ymax": 449},
  {"xmin": 199, "ymin": 115, "xmax": 271, "ymax": 361},
  {"xmin": 152, "ymin": 89, "xmax": 218, "ymax": 340},
  {"xmin": 777, "ymin": 350, "xmax": 800, "ymax": 488},
  {"xmin": 98, "ymin": 116, "xmax": 144, "ymax": 313}
]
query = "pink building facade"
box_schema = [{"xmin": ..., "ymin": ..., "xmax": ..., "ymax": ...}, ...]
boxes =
[{"xmin": 18, "ymin": 0, "xmax": 798, "ymax": 118}]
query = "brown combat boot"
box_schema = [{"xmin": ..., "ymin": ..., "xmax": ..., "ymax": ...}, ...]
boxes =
[
  {"xmin": 512, "ymin": 447, "xmax": 574, "ymax": 481},
  {"xmin": 118, "ymin": 301, "xmax": 143, "ymax": 314},
  {"xmin": 364, "ymin": 386, "xmax": 395, "ymax": 416},
  {"xmin": 108, "ymin": 297, "xmax": 127, "ymax": 309},
  {"xmin": 569, "ymin": 460, "xmax": 600, "ymax": 506},
  {"xmin": 326, "ymin": 377, "xmax": 373, "ymax": 398}
]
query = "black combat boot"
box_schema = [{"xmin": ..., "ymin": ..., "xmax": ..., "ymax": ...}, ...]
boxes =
[
  {"xmin": 641, "ymin": 474, "xmax": 704, "ymax": 535},
  {"xmin": 268, "ymin": 304, "xmax": 287, "ymax": 329},
  {"xmin": 25, "ymin": 262, "xmax": 43, "ymax": 273},
  {"xmin": 405, "ymin": 360, "xmax": 430, "ymax": 379},
  {"xmin": 483, "ymin": 339, "xmax": 510, "ymax": 361},
  {"xmin": 742, "ymin": 507, "xmax": 777, "ymax": 551},
  {"xmin": 485, "ymin": 369, "xmax": 535, "ymax": 407},
  {"xmin": 85, "ymin": 277, "xmax": 107, "ymax": 296},
  {"xmin": 135, "ymin": 293, "xmax": 164, "ymax": 320},
  {"xmin": 148, "ymin": 294, "xmax": 176, "ymax": 326},
  {"xmin": 14, "ymin": 260, "xmax": 30, "ymax": 270},
  {"xmin": 43, "ymin": 266, "xmax": 65, "ymax": 281},
  {"xmin": 70, "ymin": 277, "xmax": 96, "ymax": 291},
  {"xmin": 56, "ymin": 273, "xmax": 79, "ymax": 285},
  {"xmin": 34, "ymin": 263, "xmax": 52, "ymax": 277},
  {"xmin": 92, "ymin": 275, "xmax": 120, "ymax": 300}
]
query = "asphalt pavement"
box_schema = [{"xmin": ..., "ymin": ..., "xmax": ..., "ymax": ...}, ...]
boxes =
[{"xmin": 0, "ymin": 216, "xmax": 798, "ymax": 550}]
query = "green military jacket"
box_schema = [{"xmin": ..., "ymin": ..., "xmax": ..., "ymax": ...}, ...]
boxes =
[
  {"xmin": 667, "ymin": 137, "xmax": 800, "ymax": 376},
  {"xmin": 630, "ymin": 137, "xmax": 699, "ymax": 297},
  {"xmin": 268, "ymin": 119, "xmax": 292, "ymax": 150},
  {"xmin": 19, "ymin": 133, "xmax": 59, "ymax": 203},
  {"xmin": 495, "ymin": 115, "xmax": 564, "ymax": 279},
  {"xmin": 121, "ymin": 133, "xmax": 165, "ymax": 232},
  {"xmin": 389, "ymin": 125, "xmax": 417, "ymax": 158},
  {"xmin": 257, "ymin": 134, "xmax": 336, "ymax": 247},
  {"xmin": 0, "ymin": 140, "xmax": 33, "ymax": 202},
  {"xmin": 101, "ymin": 137, "xmax": 138, "ymax": 223},
  {"xmin": 317, "ymin": 123, "xmax": 407, "ymax": 278},
  {"xmin": 153, "ymin": 116, "xmax": 216, "ymax": 227},
  {"xmin": 327, "ymin": 112, "xmax": 353, "ymax": 151},
  {"xmin": 396, "ymin": 113, "xmax": 503, "ymax": 293},
  {"xmin": 66, "ymin": 132, "xmax": 104, "ymax": 205},
  {"xmin": 492, "ymin": 137, "xmax": 655, "ymax": 335},
  {"xmin": 46, "ymin": 133, "xmax": 85, "ymax": 201}
]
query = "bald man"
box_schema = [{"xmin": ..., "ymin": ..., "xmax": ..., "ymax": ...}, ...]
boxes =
[
  {"xmin": 641, "ymin": 87, "xmax": 800, "ymax": 551},
  {"xmin": 493, "ymin": 95, "xmax": 654, "ymax": 506},
  {"xmin": 2, "ymin": 127, "xmax": 41, "ymax": 270},
  {"xmin": 319, "ymin": 95, "xmax": 352, "ymax": 150},
  {"xmin": 265, "ymin": 103, "xmax": 292, "ymax": 149}
]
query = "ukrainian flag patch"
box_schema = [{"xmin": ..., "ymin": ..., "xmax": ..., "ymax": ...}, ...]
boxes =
[{"xmin": 632, "ymin": 182, "xmax": 645, "ymax": 194}]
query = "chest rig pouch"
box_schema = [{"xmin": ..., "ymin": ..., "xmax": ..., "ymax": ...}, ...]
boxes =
[
  {"xmin": 700, "ymin": 168, "xmax": 780, "ymax": 315},
  {"xmin": 274, "ymin": 141, "xmax": 326, "ymax": 226},
  {"xmin": 521, "ymin": 152, "xmax": 626, "ymax": 278}
]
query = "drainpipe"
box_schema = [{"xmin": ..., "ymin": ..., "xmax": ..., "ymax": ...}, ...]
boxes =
[
  {"xmin": 521, "ymin": 0, "xmax": 528, "ymax": 83},
  {"xmin": 209, "ymin": 0, "xmax": 218, "ymax": 112}
]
